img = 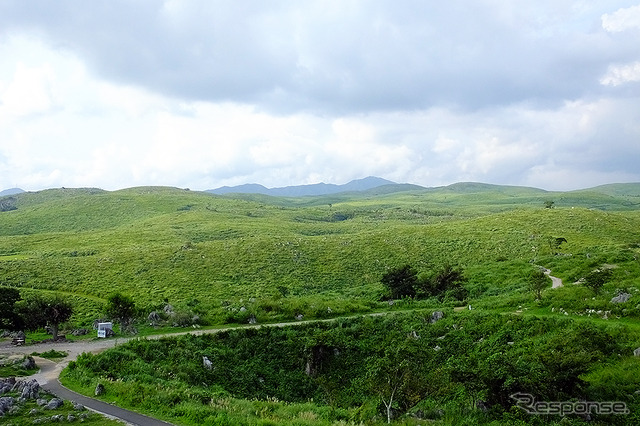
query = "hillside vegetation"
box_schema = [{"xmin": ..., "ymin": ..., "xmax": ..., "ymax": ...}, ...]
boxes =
[
  {"xmin": 3, "ymin": 182, "xmax": 640, "ymax": 424},
  {"xmin": 1, "ymin": 183, "xmax": 639, "ymax": 326}
]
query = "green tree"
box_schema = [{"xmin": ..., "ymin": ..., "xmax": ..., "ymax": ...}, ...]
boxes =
[
  {"xmin": 365, "ymin": 340, "xmax": 429, "ymax": 423},
  {"xmin": 424, "ymin": 264, "xmax": 468, "ymax": 301},
  {"xmin": 528, "ymin": 269, "xmax": 550, "ymax": 300},
  {"xmin": 19, "ymin": 295, "xmax": 73, "ymax": 340},
  {"xmin": 381, "ymin": 265, "xmax": 417, "ymax": 299},
  {"xmin": 584, "ymin": 269, "xmax": 613, "ymax": 295},
  {"xmin": 105, "ymin": 293, "xmax": 137, "ymax": 330},
  {"xmin": 0, "ymin": 287, "xmax": 24, "ymax": 331}
]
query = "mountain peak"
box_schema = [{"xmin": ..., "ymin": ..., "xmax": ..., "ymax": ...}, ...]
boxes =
[{"xmin": 207, "ymin": 177, "xmax": 399, "ymax": 196}]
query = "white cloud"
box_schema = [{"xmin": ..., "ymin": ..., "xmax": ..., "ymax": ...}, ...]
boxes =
[
  {"xmin": 1, "ymin": 4, "xmax": 639, "ymax": 192},
  {"xmin": 600, "ymin": 61, "xmax": 640, "ymax": 86},
  {"xmin": 602, "ymin": 5, "xmax": 640, "ymax": 32}
]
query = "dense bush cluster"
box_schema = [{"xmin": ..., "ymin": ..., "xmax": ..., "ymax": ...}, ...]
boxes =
[{"xmin": 381, "ymin": 264, "xmax": 468, "ymax": 301}]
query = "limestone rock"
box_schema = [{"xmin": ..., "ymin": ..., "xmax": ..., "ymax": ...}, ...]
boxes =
[
  {"xmin": 47, "ymin": 397, "xmax": 64, "ymax": 410},
  {"xmin": 94, "ymin": 383, "xmax": 105, "ymax": 396},
  {"xmin": 202, "ymin": 356, "xmax": 213, "ymax": 370},
  {"xmin": 430, "ymin": 311, "xmax": 444, "ymax": 324},
  {"xmin": 611, "ymin": 293, "xmax": 632, "ymax": 303}
]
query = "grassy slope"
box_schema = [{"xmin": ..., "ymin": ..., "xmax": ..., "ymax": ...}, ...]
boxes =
[{"xmin": 1, "ymin": 183, "xmax": 639, "ymax": 326}]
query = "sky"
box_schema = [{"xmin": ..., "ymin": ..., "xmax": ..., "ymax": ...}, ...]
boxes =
[{"xmin": 1, "ymin": 1, "xmax": 639, "ymax": 192}]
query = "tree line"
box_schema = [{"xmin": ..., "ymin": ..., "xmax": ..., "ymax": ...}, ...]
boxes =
[{"xmin": 0, "ymin": 288, "xmax": 137, "ymax": 340}]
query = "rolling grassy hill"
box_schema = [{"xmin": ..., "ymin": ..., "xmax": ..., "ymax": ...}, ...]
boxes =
[{"xmin": 1, "ymin": 183, "xmax": 639, "ymax": 326}]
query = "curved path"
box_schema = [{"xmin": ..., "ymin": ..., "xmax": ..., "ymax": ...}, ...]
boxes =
[
  {"xmin": 0, "ymin": 315, "xmax": 386, "ymax": 425},
  {"xmin": 542, "ymin": 268, "xmax": 563, "ymax": 288}
]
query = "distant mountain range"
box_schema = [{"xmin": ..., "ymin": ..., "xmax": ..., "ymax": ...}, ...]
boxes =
[
  {"xmin": 0, "ymin": 188, "xmax": 24, "ymax": 197},
  {"xmin": 206, "ymin": 176, "xmax": 413, "ymax": 196}
]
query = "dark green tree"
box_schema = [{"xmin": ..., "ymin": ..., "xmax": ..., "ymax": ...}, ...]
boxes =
[
  {"xmin": 528, "ymin": 269, "xmax": 550, "ymax": 300},
  {"xmin": 0, "ymin": 287, "xmax": 24, "ymax": 331},
  {"xmin": 105, "ymin": 293, "xmax": 137, "ymax": 330},
  {"xmin": 19, "ymin": 295, "xmax": 73, "ymax": 340},
  {"xmin": 381, "ymin": 265, "xmax": 418, "ymax": 299},
  {"xmin": 584, "ymin": 269, "xmax": 613, "ymax": 295},
  {"xmin": 424, "ymin": 264, "xmax": 468, "ymax": 301}
]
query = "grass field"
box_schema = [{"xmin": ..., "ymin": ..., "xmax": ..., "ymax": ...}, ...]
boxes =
[{"xmin": 1, "ymin": 182, "xmax": 639, "ymax": 328}]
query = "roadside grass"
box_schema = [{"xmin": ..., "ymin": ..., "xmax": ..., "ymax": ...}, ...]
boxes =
[{"xmin": 0, "ymin": 387, "xmax": 123, "ymax": 425}]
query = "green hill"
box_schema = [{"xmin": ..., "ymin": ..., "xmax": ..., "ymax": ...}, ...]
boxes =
[{"xmin": 1, "ymin": 183, "xmax": 639, "ymax": 326}]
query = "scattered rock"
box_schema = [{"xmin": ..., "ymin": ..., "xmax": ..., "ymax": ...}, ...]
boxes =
[
  {"xmin": 47, "ymin": 398, "xmax": 64, "ymax": 410},
  {"xmin": 19, "ymin": 379, "xmax": 40, "ymax": 399},
  {"xmin": 476, "ymin": 400, "xmax": 489, "ymax": 412},
  {"xmin": 148, "ymin": 311, "xmax": 161, "ymax": 325},
  {"xmin": 248, "ymin": 314, "xmax": 257, "ymax": 324},
  {"xmin": 408, "ymin": 330, "xmax": 420, "ymax": 339},
  {"xmin": 29, "ymin": 408, "xmax": 39, "ymax": 415},
  {"xmin": 36, "ymin": 398, "xmax": 48, "ymax": 406},
  {"xmin": 634, "ymin": 347, "xmax": 640, "ymax": 357},
  {"xmin": 163, "ymin": 304, "xmax": 174, "ymax": 315},
  {"xmin": 72, "ymin": 401, "xmax": 85, "ymax": 411},
  {"xmin": 202, "ymin": 356, "xmax": 213, "ymax": 370},
  {"xmin": 67, "ymin": 414, "xmax": 76, "ymax": 422},
  {"xmin": 295, "ymin": 314, "xmax": 304, "ymax": 321},
  {"xmin": 21, "ymin": 356, "xmax": 36, "ymax": 370},
  {"xmin": 611, "ymin": 293, "xmax": 632, "ymax": 304},
  {"xmin": 0, "ymin": 396, "xmax": 16, "ymax": 415},
  {"xmin": 71, "ymin": 328, "xmax": 88, "ymax": 336},
  {"xmin": 430, "ymin": 311, "xmax": 444, "ymax": 324},
  {"xmin": 94, "ymin": 383, "xmax": 105, "ymax": 396}
]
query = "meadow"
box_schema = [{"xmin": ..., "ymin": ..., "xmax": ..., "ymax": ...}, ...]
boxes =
[
  {"xmin": 2, "ymin": 182, "xmax": 640, "ymax": 423},
  {"xmin": 1, "ymin": 183, "xmax": 639, "ymax": 327}
]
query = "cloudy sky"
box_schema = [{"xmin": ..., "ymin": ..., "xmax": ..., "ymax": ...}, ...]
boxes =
[{"xmin": 1, "ymin": 1, "xmax": 639, "ymax": 192}]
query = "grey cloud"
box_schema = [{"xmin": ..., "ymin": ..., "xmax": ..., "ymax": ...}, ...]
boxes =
[{"xmin": 2, "ymin": 0, "xmax": 637, "ymax": 113}]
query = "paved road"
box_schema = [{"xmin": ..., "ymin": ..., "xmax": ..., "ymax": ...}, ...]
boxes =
[{"xmin": 21, "ymin": 356, "xmax": 174, "ymax": 426}]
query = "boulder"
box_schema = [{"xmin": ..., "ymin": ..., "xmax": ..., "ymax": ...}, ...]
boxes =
[
  {"xmin": 20, "ymin": 379, "xmax": 40, "ymax": 399},
  {"xmin": 148, "ymin": 311, "xmax": 161, "ymax": 324},
  {"xmin": 430, "ymin": 311, "xmax": 444, "ymax": 324},
  {"xmin": 36, "ymin": 398, "xmax": 48, "ymax": 406},
  {"xmin": 611, "ymin": 293, "xmax": 632, "ymax": 304},
  {"xmin": 94, "ymin": 383, "xmax": 105, "ymax": 396},
  {"xmin": 72, "ymin": 402, "xmax": 85, "ymax": 411},
  {"xmin": 202, "ymin": 356, "xmax": 213, "ymax": 370},
  {"xmin": 0, "ymin": 396, "xmax": 16, "ymax": 415},
  {"xmin": 21, "ymin": 356, "xmax": 36, "ymax": 370},
  {"xmin": 47, "ymin": 398, "xmax": 64, "ymax": 410},
  {"xmin": 634, "ymin": 347, "xmax": 640, "ymax": 357}
]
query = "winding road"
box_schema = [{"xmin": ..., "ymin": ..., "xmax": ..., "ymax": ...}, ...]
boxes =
[
  {"xmin": 0, "ymin": 271, "xmax": 566, "ymax": 426},
  {"xmin": 0, "ymin": 316, "xmax": 384, "ymax": 425}
]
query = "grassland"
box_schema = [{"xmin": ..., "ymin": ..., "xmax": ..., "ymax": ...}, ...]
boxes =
[
  {"xmin": 3, "ymin": 182, "xmax": 640, "ymax": 424},
  {"xmin": 1, "ymin": 183, "xmax": 639, "ymax": 327}
]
